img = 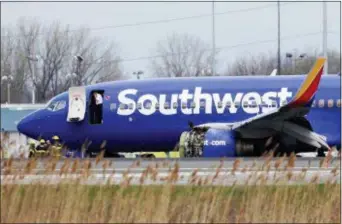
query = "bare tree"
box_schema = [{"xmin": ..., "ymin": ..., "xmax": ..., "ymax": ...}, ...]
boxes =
[
  {"xmin": 225, "ymin": 49, "xmax": 341, "ymax": 76},
  {"xmin": 150, "ymin": 33, "xmax": 218, "ymax": 78},
  {"xmin": 2, "ymin": 18, "xmax": 123, "ymax": 103},
  {"xmin": 1, "ymin": 27, "xmax": 30, "ymax": 103}
]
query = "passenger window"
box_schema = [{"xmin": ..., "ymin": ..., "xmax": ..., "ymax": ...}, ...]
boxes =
[
  {"xmin": 243, "ymin": 102, "xmax": 248, "ymax": 107},
  {"xmin": 226, "ymin": 102, "xmax": 231, "ymax": 108},
  {"xmin": 318, "ymin": 99, "xmax": 325, "ymax": 108},
  {"xmin": 164, "ymin": 102, "xmax": 170, "ymax": 109},
  {"xmin": 200, "ymin": 101, "xmax": 205, "ymax": 108},
  {"xmin": 155, "ymin": 103, "xmax": 159, "ymax": 110},
  {"xmin": 128, "ymin": 103, "xmax": 134, "ymax": 110},
  {"xmin": 54, "ymin": 101, "xmax": 66, "ymax": 111},
  {"xmin": 327, "ymin": 99, "xmax": 334, "ymax": 108},
  {"xmin": 337, "ymin": 99, "xmax": 341, "ymax": 108},
  {"xmin": 119, "ymin": 104, "xmax": 126, "ymax": 110},
  {"xmin": 173, "ymin": 102, "xmax": 178, "ymax": 109},
  {"xmin": 312, "ymin": 100, "xmax": 316, "ymax": 108},
  {"xmin": 137, "ymin": 103, "xmax": 142, "ymax": 110},
  {"xmin": 217, "ymin": 102, "xmax": 223, "ymax": 108},
  {"xmin": 181, "ymin": 103, "xmax": 187, "ymax": 109},
  {"xmin": 191, "ymin": 102, "xmax": 196, "ymax": 108}
]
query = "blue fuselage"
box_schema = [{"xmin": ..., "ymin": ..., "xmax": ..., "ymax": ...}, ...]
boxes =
[{"xmin": 17, "ymin": 75, "xmax": 341, "ymax": 153}]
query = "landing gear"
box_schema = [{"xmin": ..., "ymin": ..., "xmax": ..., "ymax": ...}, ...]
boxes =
[{"xmin": 317, "ymin": 148, "xmax": 325, "ymax": 157}]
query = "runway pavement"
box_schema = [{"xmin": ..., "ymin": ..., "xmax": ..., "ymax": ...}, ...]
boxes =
[{"xmin": 1, "ymin": 157, "xmax": 340, "ymax": 186}]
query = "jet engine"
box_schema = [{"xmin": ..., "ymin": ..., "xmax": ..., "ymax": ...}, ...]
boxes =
[{"xmin": 178, "ymin": 128, "xmax": 256, "ymax": 158}]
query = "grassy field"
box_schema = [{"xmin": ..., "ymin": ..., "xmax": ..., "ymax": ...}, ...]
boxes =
[
  {"xmin": 1, "ymin": 182, "xmax": 340, "ymax": 223},
  {"xmin": 1, "ymin": 154, "xmax": 341, "ymax": 223}
]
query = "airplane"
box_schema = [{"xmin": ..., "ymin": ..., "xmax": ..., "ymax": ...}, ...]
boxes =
[{"xmin": 17, "ymin": 57, "xmax": 341, "ymax": 158}]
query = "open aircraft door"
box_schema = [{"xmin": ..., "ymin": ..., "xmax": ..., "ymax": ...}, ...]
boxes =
[{"xmin": 67, "ymin": 86, "xmax": 86, "ymax": 122}]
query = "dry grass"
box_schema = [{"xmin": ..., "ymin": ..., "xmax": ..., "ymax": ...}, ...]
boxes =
[
  {"xmin": 0, "ymin": 153, "xmax": 341, "ymax": 223},
  {"xmin": 1, "ymin": 182, "xmax": 340, "ymax": 223}
]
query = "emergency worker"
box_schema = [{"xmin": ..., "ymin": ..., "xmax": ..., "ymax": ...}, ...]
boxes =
[
  {"xmin": 35, "ymin": 139, "xmax": 49, "ymax": 157},
  {"xmin": 51, "ymin": 136, "xmax": 63, "ymax": 157},
  {"xmin": 28, "ymin": 140, "xmax": 36, "ymax": 158}
]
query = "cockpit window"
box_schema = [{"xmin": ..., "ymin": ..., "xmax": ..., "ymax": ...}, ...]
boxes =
[
  {"xmin": 47, "ymin": 101, "xmax": 58, "ymax": 111},
  {"xmin": 47, "ymin": 100, "xmax": 66, "ymax": 111},
  {"xmin": 54, "ymin": 101, "xmax": 66, "ymax": 111}
]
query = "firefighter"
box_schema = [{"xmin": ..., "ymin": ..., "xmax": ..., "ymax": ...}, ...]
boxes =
[
  {"xmin": 35, "ymin": 139, "xmax": 49, "ymax": 157},
  {"xmin": 51, "ymin": 136, "xmax": 63, "ymax": 158},
  {"xmin": 28, "ymin": 140, "xmax": 36, "ymax": 158}
]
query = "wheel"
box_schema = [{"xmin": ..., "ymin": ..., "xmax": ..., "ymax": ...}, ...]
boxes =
[{"xmin": 317, "ymin": 148, "xmax": 325, "ymax": 157}]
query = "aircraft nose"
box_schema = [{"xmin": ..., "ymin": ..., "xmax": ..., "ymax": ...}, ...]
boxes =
[
  {"xmin": 17, "ymin": 116, "xmax": 31, "ymax": 135},
  {"xmin": 17, "ymin": 113, "xmax": 39, "ymax": 138}
]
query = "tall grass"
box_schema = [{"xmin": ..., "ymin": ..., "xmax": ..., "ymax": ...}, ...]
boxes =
[
  {"xmin": 1, "ymin": 153, "xmax": 341, "ymax": 223},
  {"xmin": 1, "ymin": 183, "xmax": 340, "ymax": 223}
]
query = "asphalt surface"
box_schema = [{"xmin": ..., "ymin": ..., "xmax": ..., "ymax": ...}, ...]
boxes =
[
  {"xmin": 1, "ymin": 157, "xmax": 341, "ymax": 172},
  {"xmin": 1, "ymin": 157, "xmax": 340, "ymax": 186}
]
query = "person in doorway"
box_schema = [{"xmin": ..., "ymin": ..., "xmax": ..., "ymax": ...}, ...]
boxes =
[{"xmin": 93, "ymin": 92, "xmax": 103, "ymax": 124}]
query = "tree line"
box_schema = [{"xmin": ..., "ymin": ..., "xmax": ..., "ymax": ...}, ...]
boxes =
[{"xmin": 1, "ymin": 18, "xmax": 340, "ymax": 103}]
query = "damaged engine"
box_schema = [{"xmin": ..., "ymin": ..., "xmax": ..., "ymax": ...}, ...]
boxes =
[{"xmin": 179, "ymin": 128, "xmax": 258, "ymax": 157}]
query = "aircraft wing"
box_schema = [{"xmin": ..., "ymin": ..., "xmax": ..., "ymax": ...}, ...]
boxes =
[{"xmin": 195, "ymin": 57, "xmax": 329, "ymax": 149}]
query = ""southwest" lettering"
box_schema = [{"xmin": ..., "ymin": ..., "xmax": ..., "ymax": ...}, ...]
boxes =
[{"xmin": 117, "ymin": 87, "xmax": 293, "ymax": 116}]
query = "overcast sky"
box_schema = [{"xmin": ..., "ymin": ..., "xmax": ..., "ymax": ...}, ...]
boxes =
[{"xmin": 1, "ymin": 1, "xmax": 341, "ymax": 78}]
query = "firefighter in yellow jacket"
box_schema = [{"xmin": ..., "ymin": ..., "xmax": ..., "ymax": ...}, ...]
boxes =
[
  {"xmin": 50, "ymin": 136, "xmax": 63, "ymax": 158},
  {"xmin": 35, "ymin": 139, "xmax": 49, "ymax": 157},
  {"xmin": 28, "ymin": 140, "xmax": 36, "ymax": 158}
]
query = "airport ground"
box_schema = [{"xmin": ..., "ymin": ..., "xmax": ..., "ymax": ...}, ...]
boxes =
[{"xmin": 1, "ymin": 155, "xmax": 341, "ymax": 223}]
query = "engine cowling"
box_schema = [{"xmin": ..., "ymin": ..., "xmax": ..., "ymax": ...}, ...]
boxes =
[{"xmin": 178, "ymin": 129, "xmax": 256, "ymax": 158}]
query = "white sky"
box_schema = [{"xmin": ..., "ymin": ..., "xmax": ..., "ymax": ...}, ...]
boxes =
[{"xmin": 1, "ymin": 0, "xmax": 341, "ymax": 78}]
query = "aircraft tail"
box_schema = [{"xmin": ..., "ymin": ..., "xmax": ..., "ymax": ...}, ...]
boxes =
[{"xmin": 287, "ymin": 57, "xmax": 326, "ymax": 108}]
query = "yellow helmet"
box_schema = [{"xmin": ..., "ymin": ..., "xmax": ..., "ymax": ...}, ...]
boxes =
[
  {"xmin": 52, "ymin": 135, "xmax": 59, "ymax": 140},
  {"xmin": 29, "ymin": 140, "xmax": 35, "ymax": 145},
  {"xmin": 40, "ymin": 139, "xmax": 45, "ymax": 143}
]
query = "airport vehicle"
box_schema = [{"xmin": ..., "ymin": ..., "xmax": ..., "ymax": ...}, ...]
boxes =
[{"xmin": 17, "ymin": 58, "xmax": 341, "ymax": 157}]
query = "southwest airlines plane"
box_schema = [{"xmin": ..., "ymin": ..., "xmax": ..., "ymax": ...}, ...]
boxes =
[{"xmin": 17, "ymin": 58, "xmax": 341, "ymax": 158}]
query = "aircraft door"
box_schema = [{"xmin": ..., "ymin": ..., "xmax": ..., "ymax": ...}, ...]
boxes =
[
  {"xmin": 89, "ymin": 90, "xmax": 104, "ymax": 125},
  {"xmin": 67, "ymin": 86, "xmax": 86, "ymax": 122}
]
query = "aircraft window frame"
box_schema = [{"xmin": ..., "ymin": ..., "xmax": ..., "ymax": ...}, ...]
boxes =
[
  {"xmin": 145, "ymin": 102, "xmax": 152, "ymax": 109},
  {"xmin": 164, "ymin": 102, "xmax": 170, "ymax": 109},
  {"xmin": 119, "ymin": 103, "xmax": 126, "ymax": 110},
  {"xmin": 47, "ymin": 101, "xmax": 58, "ymax": 111},
  {"xmin": 318, "ymin": 99, "xmax": 325, "ymax": 108},
  {"xmin": 128, "ymin": 103, "xmax": 134, "ymax": 110},
  {"xmin": 327, "ymin": 99, "xmax": 334, "ymax": 108},
  {"xmin": 53, "ymin": 100, "xmax": 66, "ymax": 111},
  {"xmin": 250, "ymin": 101, "xmax": 257, "ymax": 108},
  {"xmin": 137, "ymin": 103, "xmax": 142, "ymax": 110}
]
